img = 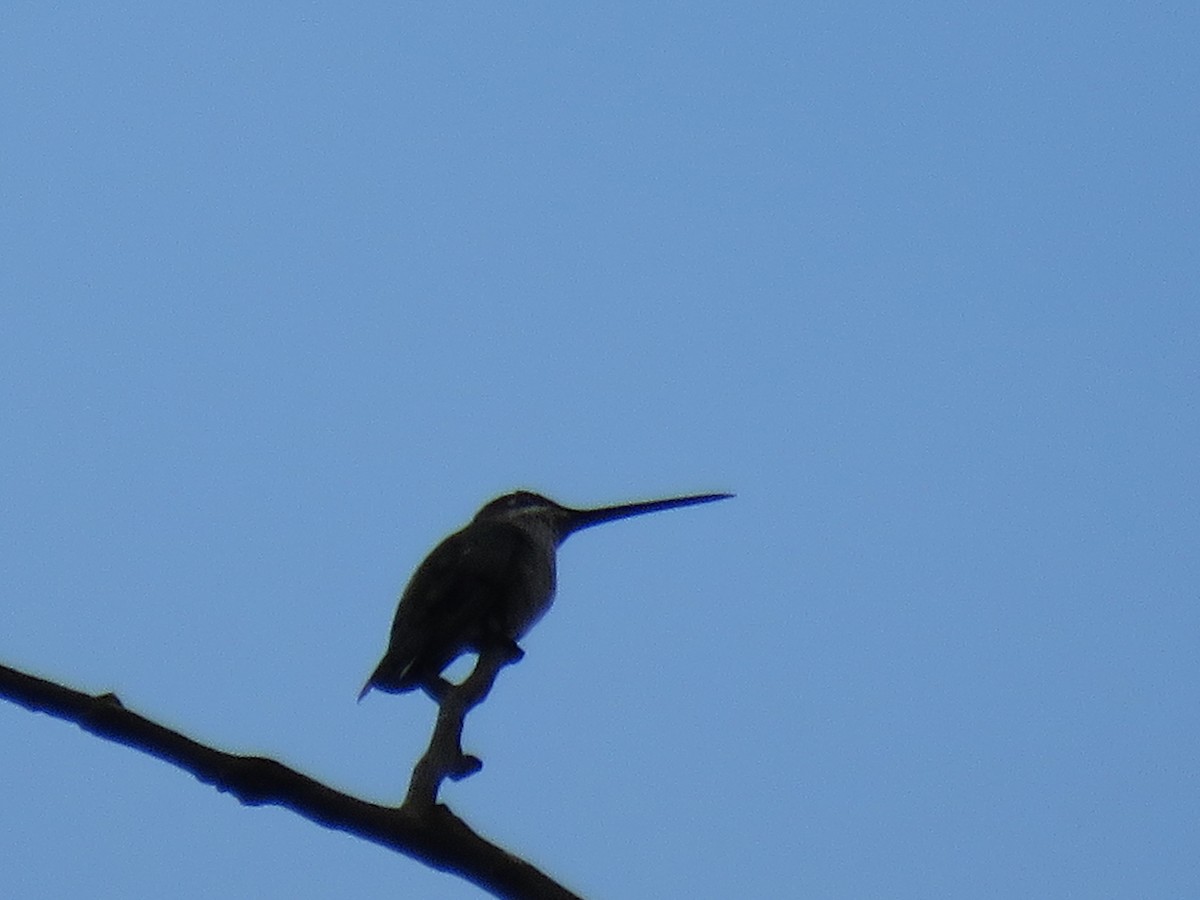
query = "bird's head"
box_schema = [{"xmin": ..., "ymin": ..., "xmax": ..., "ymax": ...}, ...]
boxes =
[
  {"xmin": 473, "ymin": 489, "xmax": 732, "ymax": 541},
  {"xmin": 474, "ymin": 490, "xmax": 565, "ymax": 521}
]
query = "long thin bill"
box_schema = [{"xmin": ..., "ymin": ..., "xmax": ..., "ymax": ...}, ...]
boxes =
[{"xmin": 567, "ymin": 492, "xmax": 733, "ymax": 531}]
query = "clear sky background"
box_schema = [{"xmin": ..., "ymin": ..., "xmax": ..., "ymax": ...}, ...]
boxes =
[{"xmin": 2, "ymin": 4, "xmax": 1197, "ymax": 898}]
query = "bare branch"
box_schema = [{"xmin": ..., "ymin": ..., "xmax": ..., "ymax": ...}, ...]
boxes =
[
  {"xmin": 407, "ymin": 644, "xmax": 522, "ymax": 809},
  {"xmin": 0, "ymin": 661, "xmax": 583, "ymax": 900}
]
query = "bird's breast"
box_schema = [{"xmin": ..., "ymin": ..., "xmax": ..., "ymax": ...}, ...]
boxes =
[{"xmin": 501, "ymin": 544, "xmax": 557, "ymax": 638}]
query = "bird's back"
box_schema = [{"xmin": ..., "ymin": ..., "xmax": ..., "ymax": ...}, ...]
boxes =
[{"xmin": 360, "ymin": 519, "xmax": 555, "ymax": 697}]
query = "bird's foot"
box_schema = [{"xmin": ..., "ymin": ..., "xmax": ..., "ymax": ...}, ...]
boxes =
[{"xmin": 499, "ymin": 639, "xmax": 525, "ymax": 664}]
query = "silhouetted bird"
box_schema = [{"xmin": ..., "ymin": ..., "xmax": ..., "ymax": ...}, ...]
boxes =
[{"xmin": 359, "ymin": 489, "xmax": 731, "ymax": 700}]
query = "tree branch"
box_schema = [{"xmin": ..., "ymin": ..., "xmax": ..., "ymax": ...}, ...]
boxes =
[
  {"xmin": 0, "ymin": 661, "xmax": 583, "ymax": 900},
  {"xmin": 407, "ymin": 644, "xmax": 522, "ymax": 809}
]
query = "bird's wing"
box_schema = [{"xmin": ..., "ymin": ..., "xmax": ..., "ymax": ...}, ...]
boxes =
[{"xmin": 370, "ymin": 521, "xmax": 536, "ymax": 689}]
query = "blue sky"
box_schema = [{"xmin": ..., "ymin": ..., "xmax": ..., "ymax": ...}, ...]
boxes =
[{"xmin": 2, "ymin": 4, "xmax": 1197, "ymax": 897}]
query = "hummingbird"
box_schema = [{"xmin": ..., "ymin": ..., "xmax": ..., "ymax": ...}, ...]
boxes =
[{"xmin": 359, "ymin": 489, "xmax": 731, "ymax": 701}]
